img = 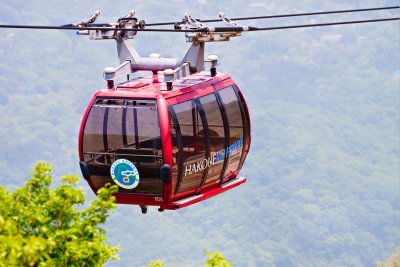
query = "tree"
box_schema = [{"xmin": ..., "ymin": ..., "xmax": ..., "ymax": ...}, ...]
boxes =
[
  {"xmin": 205, "ymin": 251, "xmax": 232, "ymax": 267},
  {"xmin": 146, "ymin": 259, "xmax": 165, "ymax": 267},
  {"xmin": 146, "ymin": 251, "xmax": 232, "ymax": 267},
  {"xmin": 0, "ymin": 162, "xmax": 119, "ymax": 267}
]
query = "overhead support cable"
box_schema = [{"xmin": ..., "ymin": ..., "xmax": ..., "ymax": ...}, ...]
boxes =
[
  {"xmin": 249, "ymin": 17, "xmax": 400, "ymax": 32},
  {"xmin": 0, "ymin": 17, "xmax": 398, "ymax": 33},
  {"xmin": 146, "ymin": 6, "xmax": 400, "ymax": 26}
]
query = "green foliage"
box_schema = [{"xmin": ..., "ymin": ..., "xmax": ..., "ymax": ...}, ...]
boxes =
[
  {"xmin": 146, "ymin": 259, "xmax": 165, "ymax": 267},
  {"xmin": 205, "ymin": 251, "xmax": 232, "ymax": 267},
  {"xmin": 146, "ymin": 251, "xmax": 232, "ymax": 267},
  {"xmin": 0, "ymin": 162, "xmax": 119, "ymax": 267}
]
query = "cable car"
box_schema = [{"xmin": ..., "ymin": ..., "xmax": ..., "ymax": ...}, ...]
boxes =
[
  {"xmin": 2, "ymin": 8, "xmax": 397, "ymax": 212},
  {"xmin": 77, "ymin": 10, "xmax": 251, "ymax": 213}
]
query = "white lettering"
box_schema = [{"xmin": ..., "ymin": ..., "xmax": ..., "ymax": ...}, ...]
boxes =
[
  {"xmin": 211, "ymin": 153, "xmax": 216, "ymax": 165},
  {"xmin": 184, "ymin": 164, "xmax": 192, "ymax": 177},
  {"xmin": 191, "ymin": 163, "xmax": 196, "ymax": 174},
  {"xmin": 196, "ymin": 160, "xmax": 204, "ymax": 172},
  {"xmin": 182, "ymin": 139, "xmax": 244, "ymax": 177},
  {"xmin": 154, "ymin": 197, "xmax": 163, "ymax": 202},
  {"xmin": 202, "ymin": 159, "xmax": 209, "ymax": 169}
]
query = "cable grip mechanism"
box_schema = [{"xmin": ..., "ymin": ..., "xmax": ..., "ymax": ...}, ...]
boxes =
[{"xmin": 76, "ymin": 10, "xmax": 101, "ymax": 27}]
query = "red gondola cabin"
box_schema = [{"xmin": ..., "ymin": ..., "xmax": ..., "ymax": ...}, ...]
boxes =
[{"xmin": 78, "ymin": 71, "xmax": 250, "ymax": 212}]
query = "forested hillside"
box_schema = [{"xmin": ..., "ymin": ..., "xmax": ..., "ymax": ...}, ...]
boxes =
[{"xmin": 0, "ymin": 1, "xmax": 399, "ymax": 266}]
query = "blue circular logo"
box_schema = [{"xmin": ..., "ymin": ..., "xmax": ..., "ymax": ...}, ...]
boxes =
[{"xmin": 110, "ymin": 159, "xmax": 140, "ymax": 189}]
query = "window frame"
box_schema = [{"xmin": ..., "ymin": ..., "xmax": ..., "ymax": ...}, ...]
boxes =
[
  {"xmin": 81, "ymin": 98, "xmax": 164, "ymax": 196},
  {"xmin": 168, "ymin": 84, "xmax": 249, "ymax": 194}
]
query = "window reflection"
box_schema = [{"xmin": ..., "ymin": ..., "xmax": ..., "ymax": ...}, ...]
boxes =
[
  {"xmin": 168, "ymin": 85, "xmax": 250, "ymax": 194},
  {"xmin": 172, "ymin": 100, "xmax": 206, "ymax": 193},
  {"xmin": 218, "ymin": 86, "xmax": 245, "ymax": 178},
  {"xmin": 198, "ymin": 94, "xmax": 226, "ymax": 184},
  {"xmin": 82, "ymin": 99, "xmax": 163, "ymax": 195}
]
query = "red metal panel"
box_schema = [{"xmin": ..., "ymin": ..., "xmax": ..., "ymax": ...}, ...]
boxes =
[
  {"xmin": 165, "ymin": 83, "xmax": 216, "ymax": 105},
  {"xmin": 114, "ymin": 176, "xmax": 245, "ymax": 209},
  {"xmin": 114, "ymin": 193, "xmax": 161, "ymax": 206},
  {"xmin": 117, "ymin": 82, "xmax": 149, "ymax": 89},
  {"xmin": 96, "ymin": 90, "xmax": 158, "ymax": 99},
  {"xmin": 157, "ymin": 94, "xmax": 173, "ymax": 203},
  {"xmin": 173, "ymin": 187, "xmax": 198, "ymax": 201},
  {"xmin": 161, "ymin": 177, "xmax": 246, "ymax": 210},
  {"xmin": 212, "ymin": 77, "xmax": 235, "ymax": 91}
]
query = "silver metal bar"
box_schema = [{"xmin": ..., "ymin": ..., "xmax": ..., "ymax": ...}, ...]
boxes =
[
  {"xmin": 103, "ymin": 60, "xmax": 131, "ymax": 80},
  {"xmin": 77, "ymin": 10, "xmax": 101, "ymax": 26},
  {"xmin": 84, "ymin": 152, "xmax": 162, "ymax": 158}
]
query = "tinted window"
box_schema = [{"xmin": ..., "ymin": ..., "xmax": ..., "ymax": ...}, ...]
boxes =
[
  {"xmin": 82, "ymin": 99, "xmax": 163, "ymax": 195},
  {"xmin": 82, "ymin": 106, "xmax": 105, "ymax": 161},
  {"xmin": 235, "ymin": 87, "xmax": 251, "ymax": 169},
  {"xmin": 218, "ymin": 86, "xmax": 244, "ymax": 178},
  {"xmin": 172, "ymin": 100, "xmax": 206, "ymax": 193},
  {"xmin": 198, "ymin": 93, "xmax": 226, "ymax": 184}
]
